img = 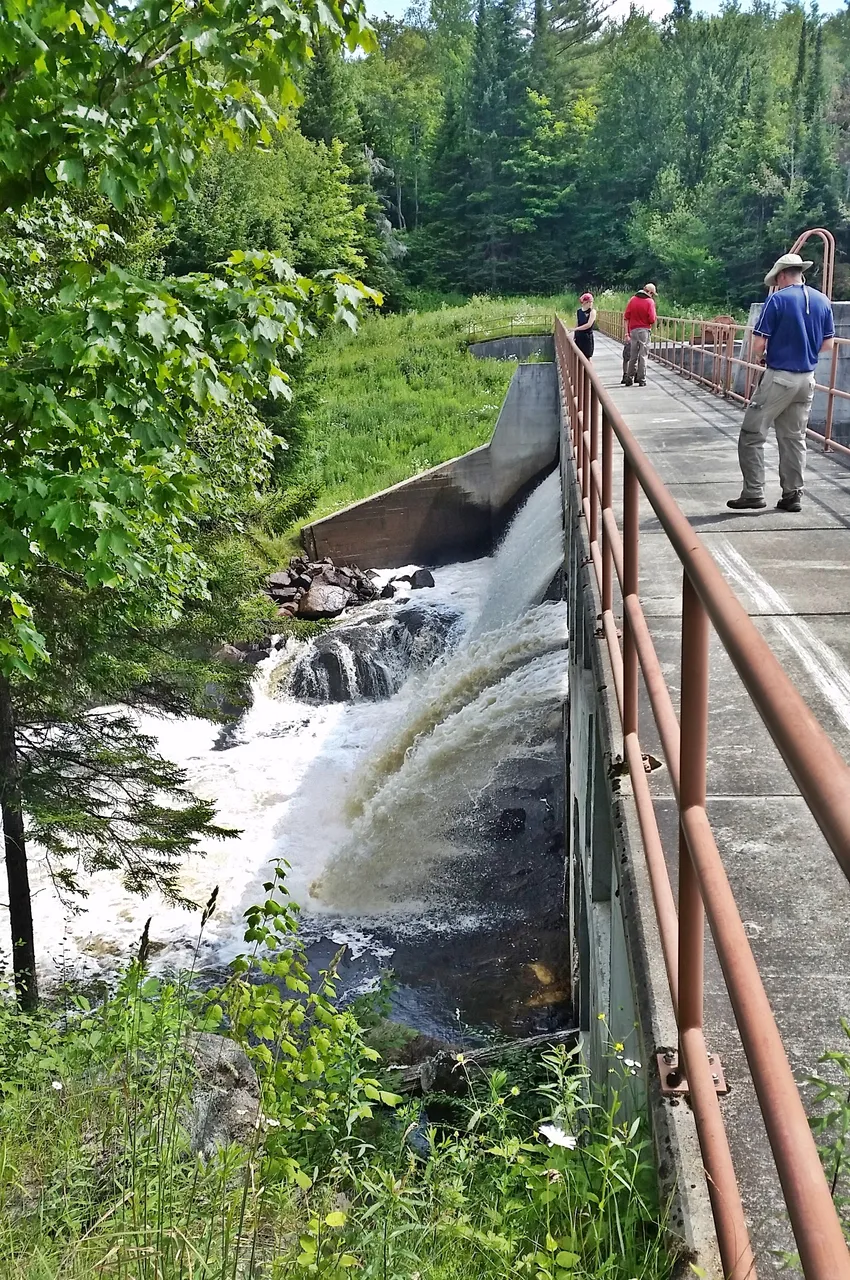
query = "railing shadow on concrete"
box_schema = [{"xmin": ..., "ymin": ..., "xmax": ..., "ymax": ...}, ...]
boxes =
[
  {"xmin": 556, "ymin": 316, "xmax": 850, "ymax": 1280},
  {"xmin": 597, "ymin": 307, "xmax": 850, "ymax": 461}
]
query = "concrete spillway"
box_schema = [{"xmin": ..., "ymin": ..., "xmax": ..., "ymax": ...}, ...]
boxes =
[{"xmin": 302, "ymin": 360, "xmax": 560, "ymax": 569}]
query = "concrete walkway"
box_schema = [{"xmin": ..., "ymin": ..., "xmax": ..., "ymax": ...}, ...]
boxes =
[{"xmin": 593, "ymin": 334, "xmax": 850, "ymax": 1269}]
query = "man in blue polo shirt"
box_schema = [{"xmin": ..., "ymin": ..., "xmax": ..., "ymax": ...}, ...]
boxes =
[{"xmin": 727, "ymin": 252, "xmax": 835, "ymax": 513}]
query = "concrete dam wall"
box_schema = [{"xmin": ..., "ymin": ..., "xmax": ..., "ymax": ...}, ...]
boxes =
[{"xmin": 302, "ymin": 361, "xmax": 559, "ymax": 570}]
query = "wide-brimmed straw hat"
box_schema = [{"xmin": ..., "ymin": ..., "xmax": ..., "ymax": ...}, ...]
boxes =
[{"xmin": 764, "ymin": 252, "xmax": 814, "ymax": 286}]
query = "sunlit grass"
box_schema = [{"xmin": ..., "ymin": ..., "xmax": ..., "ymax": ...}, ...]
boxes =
[{"xmin": 297, "ymin": 294, "xmax": 574, "ymax": 526}]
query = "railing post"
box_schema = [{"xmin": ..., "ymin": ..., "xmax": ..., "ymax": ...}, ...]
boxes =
[
  {"xmin": 601, "ymin": 408, "xmax": 613, "ymax": 614},
  {"xmin": 581, "ymin": 365, "xmax": 591, "ymax": 510},
  {"xmin": 688, "ymin": 319, "xmax": 695, "ymax": 380},
  {"xmin": 723, "ymin": 325, "xmax": 733, "ymax": 398},
  {"xmin": 589, "ymin": 382, "xmax": 599, "ymax": 548},
  {"xmin": 622, "ymin": 463, "xmax": 639, "ymax": 737},
  {"xmin": 574, "ymin": 346, "xmax": 582, "ymax": 465},
  {"xmin": 824, "ymin": 340, "xmax": 839, "ymax": 452},
  {"xmin": 678, "ymin": 571, "xmax": 707, "ymax": 1044}
]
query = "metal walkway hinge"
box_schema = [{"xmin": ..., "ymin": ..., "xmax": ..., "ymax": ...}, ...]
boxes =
[{"xmin": 656, "ymin": 1050, "xmax": 728, "ymax": 1098}]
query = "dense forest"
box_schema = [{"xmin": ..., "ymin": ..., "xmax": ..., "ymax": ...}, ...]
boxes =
[
  {"xmin": 340, "ymin": 0, "xmax": 850, "ymax": 305},
  {"xmin": 151, "ymin": 0, "xmax": 850, "ymax": 311}
]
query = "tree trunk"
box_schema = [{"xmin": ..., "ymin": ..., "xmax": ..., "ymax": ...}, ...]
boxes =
[{"xmin": 0, "ymin": 675, "xmax": 37, "ymax": 1008}]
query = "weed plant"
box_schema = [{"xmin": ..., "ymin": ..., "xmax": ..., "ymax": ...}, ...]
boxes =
[
  {"xmin": 0, "ymin": 868, "xmax": 676, "ymax": 1280},
  {"xmin": 808, "ymin": 1018, "xmax": 850, "ymax": 1245}
]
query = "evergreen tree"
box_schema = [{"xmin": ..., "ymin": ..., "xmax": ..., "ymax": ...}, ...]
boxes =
[{"xmin": 300, "ymin": 38, "xmax": 404, "ymax": 301}]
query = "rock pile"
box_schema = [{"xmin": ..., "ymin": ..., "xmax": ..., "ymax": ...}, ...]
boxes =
[
  {"xmin": 267, "ymin": 556, "xmax": 379, "ymax": 620},
  {"xmin": 266, "ymin": 557, "xmax": 436, "ymax": 620}
]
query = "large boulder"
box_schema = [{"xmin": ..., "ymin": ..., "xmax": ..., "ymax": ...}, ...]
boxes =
[
  {"xmin": 187, "ymin": 1033, "xmax": 261, "ymax": 1158},
  {"xmin": 290, "ymin": 602, "xmax": 462, "ymax": 702},
  {"xmin": 297, "ymin": 582, "xmax": 350, "ymax": 620}
]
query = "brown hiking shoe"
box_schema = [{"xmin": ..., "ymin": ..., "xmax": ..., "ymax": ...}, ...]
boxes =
[
  {"xmin": 776, "ymin": 490, "xmax": 802, "ymax": 512},
  {"xmin": 726, "ymin": 495, "xmax": 766, "ymax": 510}
]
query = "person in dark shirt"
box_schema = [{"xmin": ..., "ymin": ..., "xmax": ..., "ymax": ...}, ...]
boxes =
[
  {"xmin": 727, "ymin": 253, "xmax": 835, "ymax": 513},
  {"xmin": 574, "ymin": 292, "xmax": 596, "ymax": 359}
]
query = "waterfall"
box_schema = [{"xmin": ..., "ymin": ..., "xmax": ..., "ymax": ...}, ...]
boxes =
[
  {"xmin": 345, "ymin": 602, "xmax": 567, "ymax": 820},
  {"xmin": 313, "ymin": 469, "xmax": 567, "ymax": 910},
  {"xmin": 467, "ymin": 468, "xmax": 563, "ymax": 639},
  {"xmin": 289, "ymin": 603, "xmax": 462, "ymax": 703},
  {"xmin": 10, "ymin": 469, "xmax": 566, "ymax": 983},
  {"xmin": 316, "ymin": 643, "xmax": 568, "ymax": 909}
]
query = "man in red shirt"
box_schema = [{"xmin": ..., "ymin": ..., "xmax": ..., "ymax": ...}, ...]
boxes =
[{"xmin": 623, "ymin": 283, "xmax": 657, "ymax": 386}]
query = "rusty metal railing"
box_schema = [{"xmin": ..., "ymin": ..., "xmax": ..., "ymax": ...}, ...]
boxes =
[
  {"xmin": 597, "ymin": 307, "xmax": 850, "ymax": 460},
  {"xmin": 788, "ymin": 227, "xmax": 835, "ymax": 299},
  {"xmin": 555, "ymin": 316, "xmax": 850, "ymax": 1280}
]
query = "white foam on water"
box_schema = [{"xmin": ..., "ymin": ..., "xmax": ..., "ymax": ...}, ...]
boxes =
[
  {"xmin": 467, "ymin": 469, "xmax": 563, "ymax": 639},
  {"xmin": 316, "ymin": 646, "xmax": 569, "ymax": 910},
  {"xmin": 3, "ymin": 473, "xmax": 565, "ymax": 982}
]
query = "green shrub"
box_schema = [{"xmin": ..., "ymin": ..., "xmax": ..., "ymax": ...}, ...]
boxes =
[{"xmin": 0, "ymin": 870, "xmax": 674, "ymax": 1280}]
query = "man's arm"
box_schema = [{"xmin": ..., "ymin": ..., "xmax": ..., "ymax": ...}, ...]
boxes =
[
  {"xmin": 820, "ymin": 336, "xmax": 835, "ymax": 353},
  {"xmin": 751, "ymin": 334, "xmax": 767, "ymax": 363}
]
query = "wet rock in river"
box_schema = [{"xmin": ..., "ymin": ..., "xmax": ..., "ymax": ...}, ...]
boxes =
[{"xmin": 290, "ymin": 602, "xmax": 462, "ymax": 702}]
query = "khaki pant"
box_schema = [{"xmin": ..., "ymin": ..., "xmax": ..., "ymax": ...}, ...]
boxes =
[
  {"xmin": 622, "ymin": 336, "xmax": 631, "ymax": 379},
  {"xmin": 738, "ymin": 367, "xmax": 815, "ymax": 499},
  {"xmin": 627, "ymin": 328, "xmax": 650, "ymax": 383}
]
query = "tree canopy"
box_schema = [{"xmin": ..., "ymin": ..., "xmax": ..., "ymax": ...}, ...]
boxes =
[{"xmin": 352, "ymin": 0, "xmax": 850, "ymax": 304}]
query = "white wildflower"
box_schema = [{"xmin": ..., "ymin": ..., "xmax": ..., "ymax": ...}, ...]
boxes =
[
  {"xmin": 624, "ymin": 1058, "xmax": 642, "ymax": 1070},
  {"xmin": 51, "ymin": 1080, "xmax": 63, "ymax": 1092},
  {"xmin": 539, "ymin": 1123, "xmax": 577, "ymax": 1149}
]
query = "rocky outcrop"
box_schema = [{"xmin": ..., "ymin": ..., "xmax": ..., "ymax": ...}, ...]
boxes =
[
  {"xmin": 266, "ymin": 557, "xmax": 437, "ymax": 620},
  {"xmin": 290, "ymin": 602, "xmax": 462, "ymax": 703},
  {"xmin": 266, "ymin": 556, "xmax": 379, "ymax": 620},
  {"xmin": 380, "ymin": 568, "xmax": 436, "ymax": 599},
  {"xmin": 187, "ymin": 1033, "xmax": 261, "ymax": 1158}
]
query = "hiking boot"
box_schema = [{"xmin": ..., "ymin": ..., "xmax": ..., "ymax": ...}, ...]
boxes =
[
  {"xmin": 726, "ymin": 494, "xmax": 766, "ymax": 510},
  {"xmin": 623, "ymin": 377, "xmax": 633, "ymax": 387},
  {"xmin": 637, "ymin": 380, "xmax": 646, "ymax": 387},
  {"xmin": 776, "ymin": 490, "xmax": 802, "ymax": 512}
]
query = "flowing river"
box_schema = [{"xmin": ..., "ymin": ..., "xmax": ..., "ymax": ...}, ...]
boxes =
[{"xmin": 11, "ymin": 471, "xmax": 570, "ymax": 1037}]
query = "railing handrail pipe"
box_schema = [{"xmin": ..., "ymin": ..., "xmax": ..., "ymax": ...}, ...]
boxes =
[{"xmin": 555, "ymin": 315, "xmax": 850, "ymax": 1280}]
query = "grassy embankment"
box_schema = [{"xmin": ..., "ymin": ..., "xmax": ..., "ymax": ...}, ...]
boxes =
[{"xmin": 247, "ymin": 294, "xmax": 572, "ymax": 564}]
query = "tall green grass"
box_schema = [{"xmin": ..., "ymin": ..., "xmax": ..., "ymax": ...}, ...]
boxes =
[
  {"xmin": 298, "ymin": 295, "xmax": 575, "ymax": 525},
  {"xmin": 0, "ymin": 869, "xmax": 678, "ymax": 1279}
]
